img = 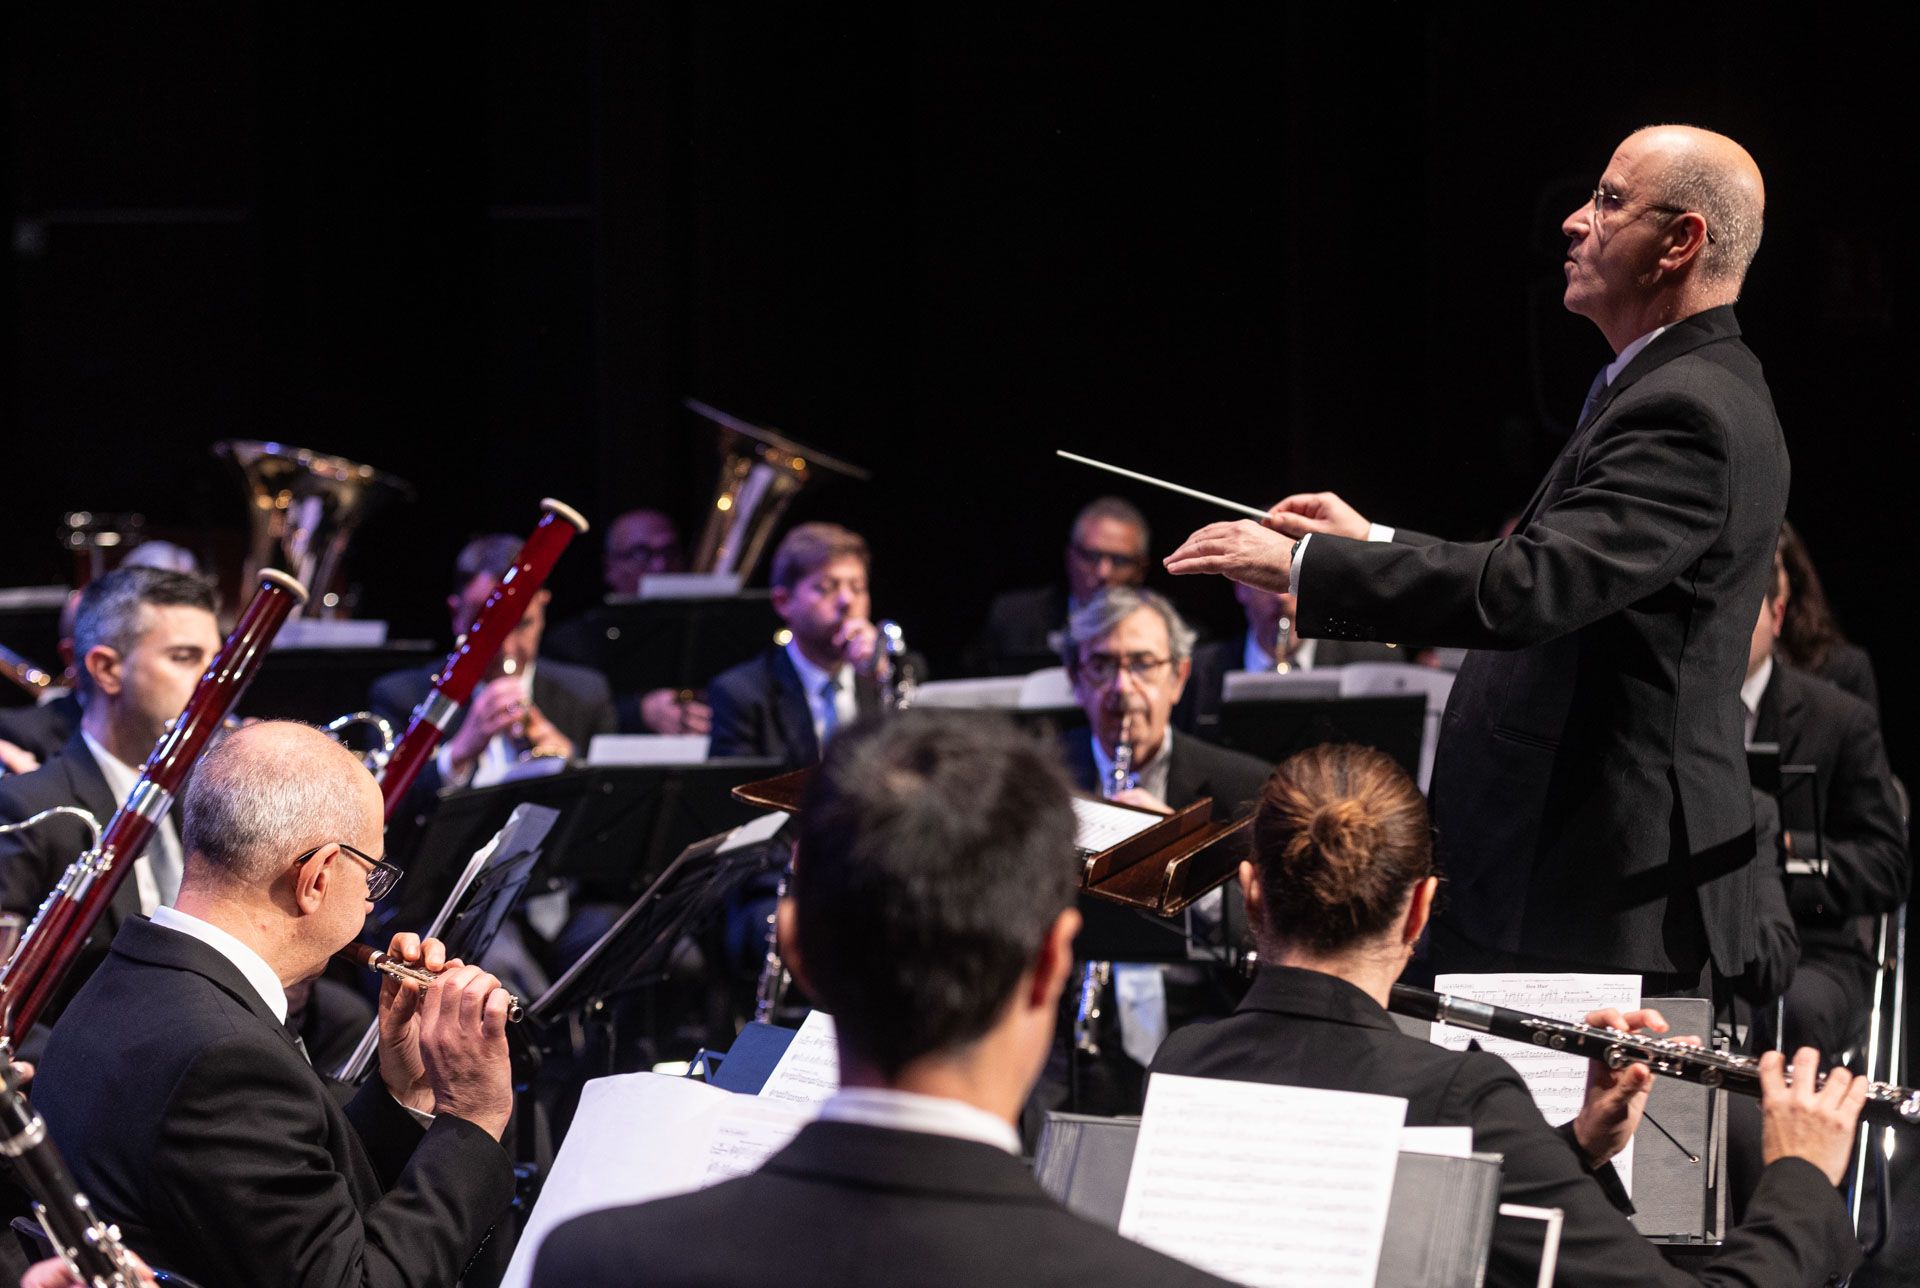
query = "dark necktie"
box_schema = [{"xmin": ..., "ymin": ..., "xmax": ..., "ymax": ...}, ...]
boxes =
[{"xmin": 1576, "ymin": 365, "xmax": 1610, "ymax": 428}]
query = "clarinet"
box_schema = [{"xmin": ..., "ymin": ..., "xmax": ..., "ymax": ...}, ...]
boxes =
[
  {"xmin": 377, "ymin": 499, "xmax": 588, "ymax": 813},
  {"xmin": 0, "ymin": 570, "xmax": 308, "ymax": 1051},
  {"xmin": 1074, "ymin": 735, "xmax": 1135, "ymax": 1054},
  {"xmin": 1390, "ymin": 983, "xmax": 1920, "ymax": 1128},
  {"xmin": 1, "ymin": 1064, "xmax": 141, "ymax": 1286}
]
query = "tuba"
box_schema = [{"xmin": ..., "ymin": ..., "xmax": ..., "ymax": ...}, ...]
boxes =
[
  {"xmin": 683, "ymin": 399, "xmax": 870, "ymax": 581},
  {"xmin": 216, "ymin": 441, "xmax": 416, "ymax": 618}
]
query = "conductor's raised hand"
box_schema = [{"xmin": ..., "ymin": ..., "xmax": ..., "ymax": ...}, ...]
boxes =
[
  {"xmin": 1759, "ymin": 1046, "xmax": 1869, "ymax": 1185},
  {"xmin": 1571, "ymin": 1006, "xmax": 1680, "ymax": 1166},
  {"xmin": 375, "ymin": 932, "xmax": 447, "ymax": 1116},
  {"xmin": 1265, "ymin": 491, "xmax": 1371, "ymax": 541},
  {"xmin": 417, "ymin": 960, "xmax": 515, "ymax": 1140},
  {"xmin": 1163, "ymin": 521, "xmax": 1295, "ymax": 594}
]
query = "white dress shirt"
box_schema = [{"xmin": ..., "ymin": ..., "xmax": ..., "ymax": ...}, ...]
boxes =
[
  {"xmin": 1742, "ymin": 654, "xmax": 1774, "ymax": 747},
  {"xmin": 150, "ymin": 904, "xmax": 289, "ymax": 1022},
  {"xmin": 786, "ymin": 642, "xmax": 856, "ymax": 751},
  {"xmin": 818, "ymin": 1086, "xmax": 1021, "ymax": 1155},
  {"xmin": 1090, "ymin": 726, "xmax": 1174, "ymax": 804},
  {"xmin": 1606, "ymin": 324, "xmax": 1669, "ymax": 386},
  {"xmin": 434, "ymin": 661, "xmax": 539, "ymax": 790},
  {"xmin": 81, "ymin": 731, "xmax": 181, "ymax": 914}
]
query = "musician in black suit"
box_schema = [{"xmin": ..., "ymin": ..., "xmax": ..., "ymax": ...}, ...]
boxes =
[
  {"xmin": 533, "ymin": 712, "xmax": 1232, "ymax": 1288},
  {"xmin": 1175, "ymin": 583, "xmax": 1401, "ymax": 733},
  {"xmin": 1168, "ymin": 126, "xmax": 1783, "ymax": 989},
  {"xmin": 1742, "ymin": 572, "xmax": 1908, "ymax": 1056},
  {"xmin": 370, "ymin": 532, "xmax": 616, "ymax": 801},
  {"xmin": 0, "ymin": 568, "xmax": 221, "ymax": 1031},
  {"xmin": 707, "ymin": 523, "xmax": 888, "ymax": 769},
  {"xmin": 967, "ymin": 496, "xmax": 1151, "ymax": 676},
  {"xmin": 33, "ymin": 721, "xmax": 517, "ymax": 1288},
  {"xmin": 1153, "ymin": 743, "xmax": 1866, "ymax": 1288}
]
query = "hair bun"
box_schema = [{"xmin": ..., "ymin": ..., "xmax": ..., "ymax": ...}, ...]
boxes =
[{"xmin": 1308, "ymin": 797, "xmax": 1380, "ymax": 871}]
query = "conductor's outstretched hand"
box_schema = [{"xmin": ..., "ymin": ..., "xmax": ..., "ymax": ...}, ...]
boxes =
[
  {"xmin": 1164, "ymin": 521, "xmax": 1295, "ymax": 593},
  {"xmin": 1264, "ymin": 491, "xmax": 1371, "ymax": 541}
]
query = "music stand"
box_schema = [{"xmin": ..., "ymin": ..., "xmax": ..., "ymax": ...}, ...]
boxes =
[
  {"xmin": 543, "ymin": 594, "xmax": 780, "ymax": 697},
  {"xmin": 1218, "ymin": 692, "xmax": 1425, "ymax": 781},
  {"xmin": 1745, "ymin": 743, "xmax": 1825, "ymax": 878}
]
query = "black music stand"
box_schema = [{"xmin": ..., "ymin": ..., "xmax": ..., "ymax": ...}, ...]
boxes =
[
  {"xmin": 237, "ymin": 641, "xmax": 441, "ymax": 723},
  {"xmin": 384, "ymin": 760, "xmax": 781, "ymax": 927},
  {"xmin": 1746, "ymin": 743, "xmax": 1825, "ymax": 877},
  {"xmin": 544, "ymin": 594, "xmax": 779, "ymax": 698},
  {"xmin": 1217, "ymin": 693, "xmax": 1425, "ymax": 780}
]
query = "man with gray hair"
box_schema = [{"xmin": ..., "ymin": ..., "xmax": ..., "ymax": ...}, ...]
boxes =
[
  {"xmin": 970, "ymin": 496, "xmax": 1153, "ymax": 676},
  {"xmin": 0, "ymin": 567, "xmax": 221, "ymax": 1024},
  {"xmin": 1167, "ymin": 125, "xmax": 1786, "ymax": 991},
  {"xmin": 34, "ymin": 721, "xmax": 516, "ymax": 1288}
]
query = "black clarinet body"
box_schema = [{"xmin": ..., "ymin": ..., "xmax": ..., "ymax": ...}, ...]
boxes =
[{"xmin": 1, "ymin": 1065, "xmax": 139, "ymax": 1286}]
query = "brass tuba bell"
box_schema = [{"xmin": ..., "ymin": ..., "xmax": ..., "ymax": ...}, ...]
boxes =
[
  {"xmin": 216, "ymin": 441, "xmax": 416, "ymax": 618},
  {"xmin": 683, "ymin": 399, "xmax": 869, "ymax": 581}
]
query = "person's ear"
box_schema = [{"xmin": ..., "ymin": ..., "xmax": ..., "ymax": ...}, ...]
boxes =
[
  {"xmin": 1168, "ymin": 655, "xmax": 1193, "ymax": 703},
  {"xmin": 771, "ymin": 585, "xmax": 792, "ymax": 620},
  {"xmin": 1657, "ymin": 213, "xmax": 1711, "ymax": 274},
  {"xmin": 1030, "ymin": 908, "xmax": 1082, "ymax": 1010},
  {"xmin": 1238, "ymin": 860, "xmax": 1266, "ymax": 940},
  {"xmin": 291, "ymin": 845, "xmax": 332, "ymax": 916},
  {"xmin": 83, "ymin": 645, "xmax": 125, "ymax": 699},
  {"xmin": 1403, "ymin": 875, "xmax": 1439, "ymax": 947}
]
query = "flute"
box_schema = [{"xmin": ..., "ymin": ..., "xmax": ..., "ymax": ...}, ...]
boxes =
[
  {"xmin": 1389, "ymin": 983, "xmax": 1920, "ymax": 1128},
  {"xmin": 337, "ymin": 942, "xmax": 526, "ymax": 1024}
]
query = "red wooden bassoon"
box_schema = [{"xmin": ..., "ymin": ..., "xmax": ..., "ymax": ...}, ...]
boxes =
[
  {"xmin": 0, "ymin": 569, "xmax": 309, "ymax": 1049},
  {"xmin": 377, "ymin": 498, "xmax": 589, "ymax": 815}
]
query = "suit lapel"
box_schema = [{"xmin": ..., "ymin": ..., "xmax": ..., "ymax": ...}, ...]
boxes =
[
  {"xmin": 110, "ymin": 918, "xmax": 302, "ymax": 1056},
  {"xmin": 769, "ymin": 649, "xmax": 821, "ymax": 764},
  {"xmin": 1165, "ymin": 732, "xmax": 1204, "ymax": 807}
]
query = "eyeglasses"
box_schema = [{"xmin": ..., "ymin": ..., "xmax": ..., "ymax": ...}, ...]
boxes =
[
  {"xmin": 293, "ymin": 842, "xmax": 404, "ymax": 901},
  {"xmin": 1068, "ymin": 543, "xmax": 1146, "ymax": 572},
  {"xmin": 1074, "ymin": 652, "xmax": 1173, "ymax": 686},
  {"xmin": 609, "ymin": 540, "xmax": 682, "ymax": 565},
  {"xmin": 1589, "ymin": 187, "xmax": 1715, "ymax": 245}
]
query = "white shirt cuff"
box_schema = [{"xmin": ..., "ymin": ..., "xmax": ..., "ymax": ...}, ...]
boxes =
[
  {"xmin": 1293, "ymin": 523, "xmax": 1392, "ymax": 616},
  {"xmin": 434, "ymin": 744, "xmax": 474, "ymax": 790},
  {"xmin": 1367, "ymin": 522, "xmax": 1395, "ymax": 543},
  {"xmin": 392, "ymin": 1092, "xmax": 436, "ymax": 1129}
]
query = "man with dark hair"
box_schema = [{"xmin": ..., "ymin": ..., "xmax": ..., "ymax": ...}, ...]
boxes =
[
  {"xmin": 707, "ymin": 522, "xmax": 891, "ymax": 768},
  {"xmin": 0, "ymin": 567, "xmax": 221, "ymax": 1023},
  {"xmin": 34, "ymin": 722, "xmax": 516, "ymax": 1288},
  {"xmin": 371, "ymin": 532, "xmax": 616, "ymax": 796},
  {"xmin": 532, "ymin": 713, "xmax": 1233, "ymax": 1288},
  {"xmin": 969, "ymin": 496, "xmax": 1151, "ymax": 676},
  {"xmin": 1168, "ymin": 125, "xmax": 1786, "ymax": 990}
]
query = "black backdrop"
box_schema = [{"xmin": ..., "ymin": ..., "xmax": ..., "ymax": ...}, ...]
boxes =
[{"xmin": 1, "ymin": 7, "xmax": 1911, "ymax": 788}]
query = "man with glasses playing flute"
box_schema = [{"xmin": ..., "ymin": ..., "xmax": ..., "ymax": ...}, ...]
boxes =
[{"xmin": 33, "ymin": 721, "xmax": 516, "ymax": 1288}]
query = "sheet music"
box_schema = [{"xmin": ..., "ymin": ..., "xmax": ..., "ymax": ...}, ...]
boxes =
[
  {"xmin": 1119, "ymin": 1074, "xmax": 1406, "ymax": 1288},
  {"xmin": 1071, "ymin": 796, "xmax": 1160, "ymax": 854},
  {"xmin": 1433, "ymin": 972, "xmax": 1641, "ymax": 1193},
  {"xmin": 759, "ymin": 1009, "xmax": 840, "ymax": 1107},
  {"xmin": 500, "ymin": 1073, "xmax": 814, "ymax": 1288},
  {"xmin": 717, "ymin": 810, "xmax": 790, "ymax": 855},
  {"xmin": 1399, "ymin": 1126, "xmax": 1472, "ymax": 1158}
]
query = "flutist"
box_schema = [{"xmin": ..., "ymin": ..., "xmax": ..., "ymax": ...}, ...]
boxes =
[{"xmin": 33, "ymin": 721, "xmax": 516, "ymax": 1288}]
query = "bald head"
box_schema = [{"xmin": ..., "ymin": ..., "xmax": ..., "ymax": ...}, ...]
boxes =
[
  {"xmin": 1626, "ymin": 124, "xmax": 1766, "ymax": 289},
  {"xmin": 182, "ymin": 721, "xmax": 382, "ymax": 892}
]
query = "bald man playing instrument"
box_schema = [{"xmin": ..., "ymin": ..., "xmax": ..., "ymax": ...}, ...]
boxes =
[
  {"xmin": 1168, "ymin": 126, "xmax": 1784, "ymax": 994},
  {"xmin": 33, "ymin": 721, "xmax": 516, "ymax": 1288}
]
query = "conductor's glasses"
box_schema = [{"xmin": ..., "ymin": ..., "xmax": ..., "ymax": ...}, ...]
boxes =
[
  {"xmin": 1589, "ymin": 187, "xmax": 1715, "ymax": 244},
  {"xmin": 1075, "ymin": 653, "xmax": 1173, "ymax": 687},
  {"xmin": 294, "ymin": 842, "xmax": 404, "ymax": 901}
]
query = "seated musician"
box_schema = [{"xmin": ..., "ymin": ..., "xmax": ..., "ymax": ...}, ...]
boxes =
[
  {"xmin": 707, "ymin": 522, "xmax": 893, "ymax": 769},
  {"xmin": 0, "ymin": 591, "xmax": 82, "ymax": 772},
  {"xmin": 371, "ymin": 532, "xmax": 617, "ymax": 800},
  {"xmin": 968, "ymin": 495, "xmax": 1151, "ymax": 676},
  {"xmin": 32, "ymin": 721, "xmax": 516, "ymax": 1288},
  {"xmin": 1175, "ymin": 582, "xmax": 1400, "ymax": 733},
  {"xmin": 532, "ymin": 712, "xmax": 1234, "ymax": 1288},
  {"xmin": 1743, "ymin": 549, "xmax": 1908, "ymax": 1057},
  {"xmin": 1152, "ymin": 742, "xmax": 1868, "ymax": 1288}
]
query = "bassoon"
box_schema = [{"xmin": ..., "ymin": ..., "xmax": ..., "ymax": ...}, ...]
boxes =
[
  {"xmin": 1390, "ymin": 982, "xmax": 1920, "ymax": 1128},
  {"xmin": 0, "ymin": 570, "xmax": 308, "ymax": 1050},
  {"xmin": 375, "ymin": 499, "xmax": 588, "ymax": 815}
]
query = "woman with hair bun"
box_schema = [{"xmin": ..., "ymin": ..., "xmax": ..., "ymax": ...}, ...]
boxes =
[{"xmin": 1150, "ymin": 744, "xmax": 1865, "ymax": 1288}]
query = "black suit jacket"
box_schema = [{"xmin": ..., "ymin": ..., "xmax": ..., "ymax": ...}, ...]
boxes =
[
  {"xmin": 0, "ymin": 692, "xmax": 81, "ymax": 766},
  {"xmin": 33, "ymin": 917, "xmax": 515, "ymax": 1288},
  {"xmin": 967, "ymin": 583, "xmax": 1071, "ymax": 676},
  {"xmin": 707, "ymin": 646, "xmax": 881, "ymax": 770},
  {"xmin": 0, "ymin": 732, "xmax": 149, "ymax": 1026},
  {"xmin": 532, "ymin": 1119, "xmax": 1233, "ymax": 1288},
  {"xmin": 1152, "ymin": 966, "xmax": 1858, "ymax": 1288},
  {"xmin": 1175, "ymin": 634, "xmax": 1403, "ymax": 733},
  {"xmin": 1295, "ymin": 306, "xmax": 1788, "ymax": 976},
  {"xmin": 1058, "ymin": 728, "xmax": 1271, "ymax": 822},
  {"xmin": 1754, "ymin": 660, "xmax": 1909, "ymax": 969}
]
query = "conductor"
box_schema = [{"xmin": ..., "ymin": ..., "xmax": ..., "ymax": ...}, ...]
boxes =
[{"xmin": 1166, "ymin": 125, "xmax": 1783, "ymax": 989}]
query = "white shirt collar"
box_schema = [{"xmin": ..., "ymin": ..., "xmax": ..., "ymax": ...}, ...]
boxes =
[
  {"xmin": 149, "ymin": 904, "xmax": 290, "ymax": 1023},
  {"xmin": 79, "ymin": 730, "xmax": 175, "ymax": 915},
  {"xmin": 1604, "ymin": 324, "xmax": 1669, "ymax": 386},
  {"xmin": 784, "ymin": 640, "xmax": 850, "ymax": 697},
  {"xmin": 818, "ymin": 1087, "xmax": 1021, "ymax": 1155},
  {"xmin": 1742, "ymin": 653, "xmax": 1775, "ymax": 722}
]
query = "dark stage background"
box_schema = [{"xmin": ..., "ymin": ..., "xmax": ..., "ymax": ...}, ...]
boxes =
[{"xmin": 2, "ymin": 6, "xmax": 1918, "ymax": 1276}]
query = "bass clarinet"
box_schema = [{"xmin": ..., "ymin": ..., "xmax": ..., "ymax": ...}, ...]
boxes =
[
  {"xmin": 1389, "ymin": 982, "xmax": 1920, "ymax": 1127},
  {"xmin": 1, "ymin": 1063, "xmax": 146, "ymax": 1287},
  {"xmin": 0, "ymin": 570, "xmax": 309, "ymax": 1052}
]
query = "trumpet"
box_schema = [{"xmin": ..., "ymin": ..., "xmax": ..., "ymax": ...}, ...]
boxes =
[
  {"xmin": 335, "ymin": 942, "xmax": 525, "ymax": 1024},
  {"xmin": 1390, "ymin": 983, "xmax": 1920, "ymax": 1128}
]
